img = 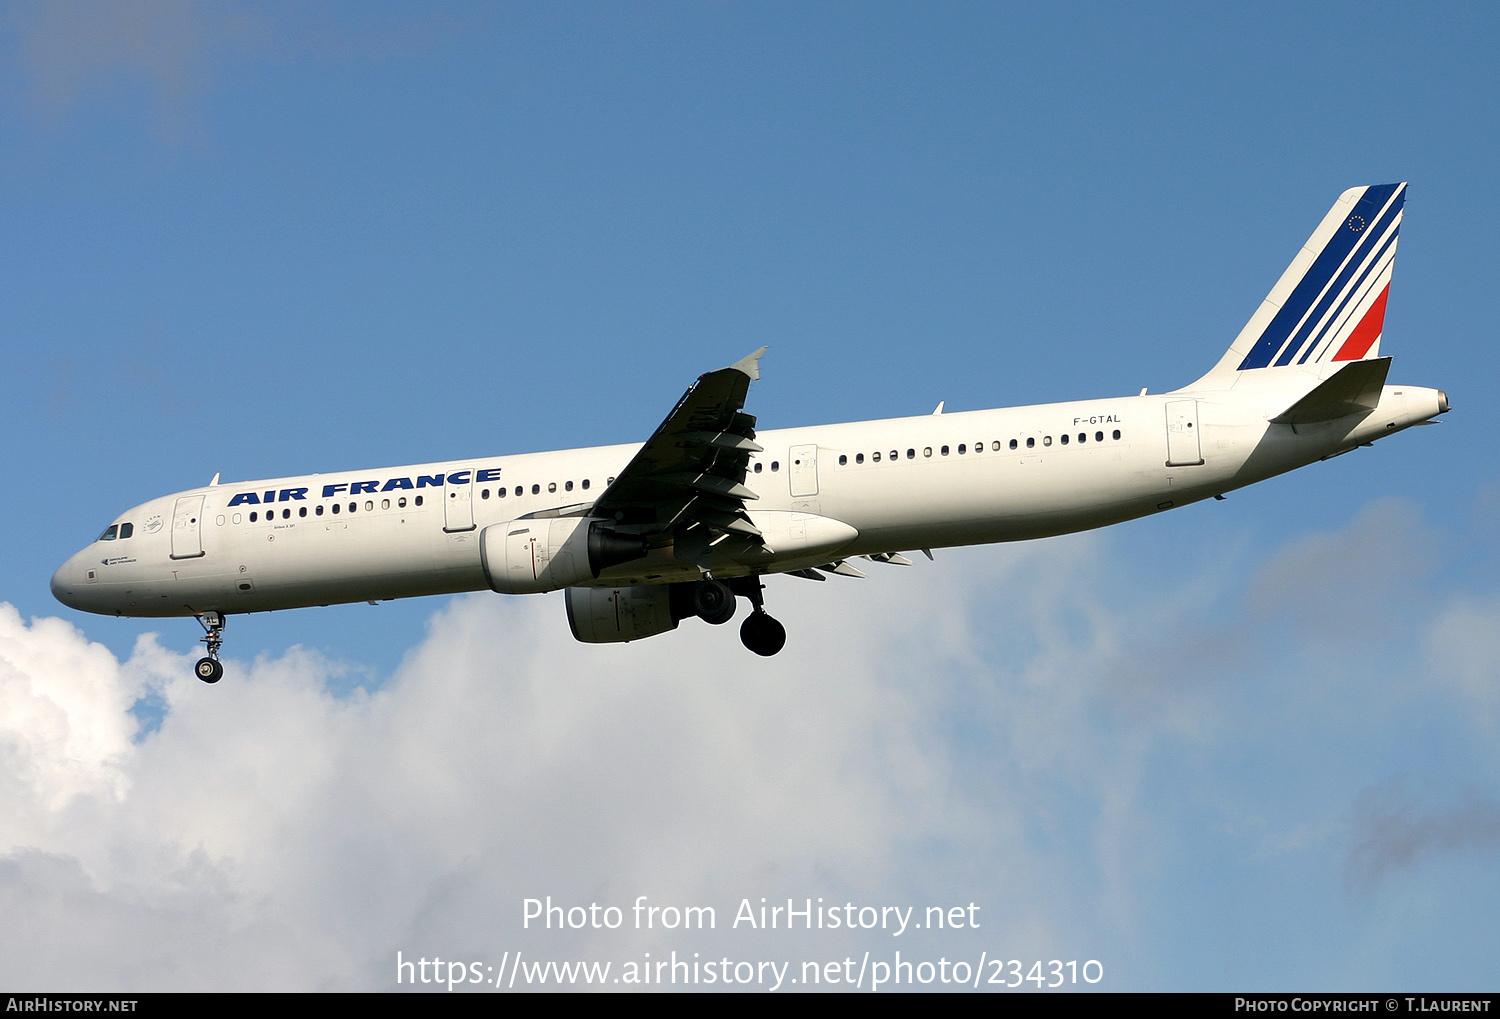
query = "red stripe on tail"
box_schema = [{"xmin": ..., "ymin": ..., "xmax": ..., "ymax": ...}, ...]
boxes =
[{"xmin": 1332, "ymin": 285, "xmax": 1390, "ymax": 361}]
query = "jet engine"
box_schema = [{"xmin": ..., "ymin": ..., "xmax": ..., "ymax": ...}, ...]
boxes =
[
  {"xmin": 565, "ymin": 585, "xmax": 678, "ymax": 643},
  {"xmin": 480, "ymin": 517, "xmax": 648, "ymax": 594}
]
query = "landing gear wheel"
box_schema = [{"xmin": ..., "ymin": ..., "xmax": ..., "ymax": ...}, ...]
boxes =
[
  {"xmin": 692, "ymin": 579, "xmax": 737, "ymax": 625},
  {"xmin": 739, "ymin": 611, "xmax": 786, "ymax": 657},
  {"xmin": 194, "ymin": 611, "xmax": 226, "ymax": 683}
]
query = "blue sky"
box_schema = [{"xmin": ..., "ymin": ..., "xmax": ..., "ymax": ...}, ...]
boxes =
[{"xmin": 1, "ymin": 1, "xmax": 1497, "ymax": 992}]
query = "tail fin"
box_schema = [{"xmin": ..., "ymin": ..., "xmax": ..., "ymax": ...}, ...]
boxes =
[{"xmin": 1189, "ymin": 183, "xmax": 1406, "ymax": 388}]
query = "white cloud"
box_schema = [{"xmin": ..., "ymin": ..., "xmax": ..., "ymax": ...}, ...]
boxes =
[
  {"xmin": 2, "ymin": 504, "xmax": 1498, "ymax": 990},
  {"xmin": 0, "ymin": 607, "xmax": 140, "ymax": 814},
  {"xmin": 0, "ymin": 554, "xmax": 1038, "ymax": 988}
]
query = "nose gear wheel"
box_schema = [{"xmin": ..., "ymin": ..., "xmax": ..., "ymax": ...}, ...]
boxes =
[{"xmin": 194, "ymin": 611, "xmax": 226, "ymax": 683}]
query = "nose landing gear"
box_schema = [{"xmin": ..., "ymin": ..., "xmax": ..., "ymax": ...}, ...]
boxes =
[{"xmin": 194, "ymin": 611, "xmax": 225, "ymax": 683}]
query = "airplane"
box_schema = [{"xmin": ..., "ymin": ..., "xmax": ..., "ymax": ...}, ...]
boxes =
[{"xmin": 52, "ymin": 183, "xmax": 1447, "ymax": 682}]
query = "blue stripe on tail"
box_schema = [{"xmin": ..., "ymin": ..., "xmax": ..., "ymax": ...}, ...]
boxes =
[
  {"xmin": 1274, "ymin": 196, "xmax": 1403, "ymax": 366},
  {"xmin": 1238, "ymin": 183, "xmax": 1404, "ymax": 370},
  {"xmin": 1295, "ymin": 228, "xmax": 1399, "ymax": 365}
]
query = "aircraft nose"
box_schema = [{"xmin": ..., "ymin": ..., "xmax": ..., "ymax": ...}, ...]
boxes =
[{"xmin": 51, "ymin": 555, "xmax": 84, "ymax": 610}]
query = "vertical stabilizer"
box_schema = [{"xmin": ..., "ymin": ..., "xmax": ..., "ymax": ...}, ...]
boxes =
[{"xmin": 1188, "ymin": 183, "xmax": 1406, "ymax": 390}]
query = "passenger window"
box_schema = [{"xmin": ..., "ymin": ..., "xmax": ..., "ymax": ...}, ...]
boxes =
[
  {"xmin": 364, "ymin": 501, "xmax": 373, "ymax": 511},
  {"xmin": 349, "ymin": 502, "xmax": 357, "ymax": 512},
  {"xmin": 98, "ymin": 525, "xmax": 118, "ymax": 541},
  {"xmin": 249, "ymin": 513, "xmax": 258, "ymax": 523},
  {"xmin": 316, "ymin": 505, "xmax": 323, "ymax": 516},
  {"xmin": 233, "ymin": 513, "xmax": 242, "ymax": 524},
  {"xmin": 994, "ymin": 441, "xmax": 1002, "ymax": 451},
  {"xmin": 856, "ymin": 453, "xmax": 865, "ymax": 464},
  {"xmin": 398, "ymin": 497, "xmax": 407, "ymax": 508},
  {"xmin": 1077, "ymin": 433, "xmax": 1086, "ymax": 443},
  {"xmin": 839, "ymin": 455, "xmax": 848, "ymax": 466},
  {"xmin": 1026, "ymin": 438, "xmax": 1035, "ymax": 449},
  {"xmin": 481, "ymin": 489, "xmax": 490, "ymax": 499},
  {"xmin": 381, "ymin": 499, "xmax": 390, "ymax": 510},
  {"xmin": 1044, "ymin": 436, "xmax": 1052, "ymax": 446},
  {"xmin": 923, "ymin": 447, "xmax": 932, "ymax": 458},
  {"xmin": 582, "ymin": 479, "xmax": 590, "ymax": 490},
  {"xmin": 416, "ymin": 495, "xmax": 424, "ymax": 506},
  {"xmin": 1060, "ymin": 434, "xmax": 1069, "ymax": 445},
  {"xmin": 565, "ymin": 480, "xmax": 573, "ymax": 492},
  {"xmin": 771, "ymin": 461, "xmax": 779, "ymax": 472},
  {"xmin": 1113, "ymin": 429, "xmax": 1121, "ymax": 440},
  {"xmin": 548, "ymin": 482, "xmax": 557, "ymax": 493},
  {"xmin": 906, "ymin": 449, "xmax": 914, "ymax": 459},
  {"xmin": 531, "ymin": 484, "xmax": 540, "ymax": 495},
  {"xmin": 1095, "ymin": 431, "xmax": 1104, "ymax": 442},
  {"xmin": 1009, "ymin": 439, "xmax": 1018, "ymax": 450},
  {"xmin": 872, "ymin": 452, "xmax": 881, "ymax": 462},
  {"xmin": 941, "ymin": 445, "xmax": 949, "ymax": 456},
  {"xmin": 332, "ymin": 504, "xmax": 340, "ymax": 514},
  {"xmin": 959, "ymin": 444, "xmax": 968, "ymax": 454},
  {"xmin": 283, "ymin": 508, "xmax": 291, "ymax": 519},
  {"xmin": 754, "ymin": 463, "xmax": 763, "ymax": 473},
  {"xmin": 119, "ymin": 523, "xmax": 134, "ymax": 539},
  {"xmin": 514, "ymin": 487, "xmax": 522, "ymax": 496}
]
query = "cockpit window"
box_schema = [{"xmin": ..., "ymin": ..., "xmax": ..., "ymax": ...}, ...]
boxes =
[
  {"xmin": 98, "ymin": 525, "xmax": 118, "ymax": 541},
  {"xmin": 119, "ymin": 523, "xmax": 134, "ymax": 539}
]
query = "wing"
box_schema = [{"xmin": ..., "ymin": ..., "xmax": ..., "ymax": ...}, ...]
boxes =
[{"xmin": 590, "ymin": 348, "xmax": 768, "ymax": 556}]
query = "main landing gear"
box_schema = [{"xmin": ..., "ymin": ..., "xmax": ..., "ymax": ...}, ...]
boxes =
[
  {"xmin": 677, "ymin": 578, "xmax": 787, "ymax": 655},
  {"xmin": 194, "ymin": 611, "xmax": 225, "ymax": 684},
  {"xmin": 739, "ymin": 610, "xmax": 786, "ymax": 658},
  {"xmin": 713, "ymin": 578, "xmax": 786, "ymax": 657}
]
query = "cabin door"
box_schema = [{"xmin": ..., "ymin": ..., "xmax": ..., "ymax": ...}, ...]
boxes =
[
  {"xmin": 170, "ymin": 495, "xmax": 205, "ymax": 559},
  {"xmin": 1165, "ymin": 400, "xmax": 1205, "ymax": 466}
]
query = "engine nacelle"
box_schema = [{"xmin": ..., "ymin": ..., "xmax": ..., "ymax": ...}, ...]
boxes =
[
  {"xmin": 480, "ymin": 517, "xmax": 648, "ymax": 594},
  {"xmin": 565, "ymin": 585, "xmax": 678, "ymax": 643}
]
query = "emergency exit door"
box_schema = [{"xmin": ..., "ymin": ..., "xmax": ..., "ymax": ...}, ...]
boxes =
[
  {"xmin": 789, "ymin": 444, "xmax": 819, "ymax": 497},
  {"xmin": 444, "ymin": 469, "xmax": 476, "ymax": 532}
]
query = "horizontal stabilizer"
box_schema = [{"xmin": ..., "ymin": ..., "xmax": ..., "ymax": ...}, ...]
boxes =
[{"xmin": 1271, "ymin": 357, "xmax": 1391, "ymax": 424}]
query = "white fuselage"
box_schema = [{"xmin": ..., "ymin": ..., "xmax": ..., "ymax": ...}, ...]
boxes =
[{"xmin": 52, "ymin": 382, "xmax": 1445, "ymax": 620}]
